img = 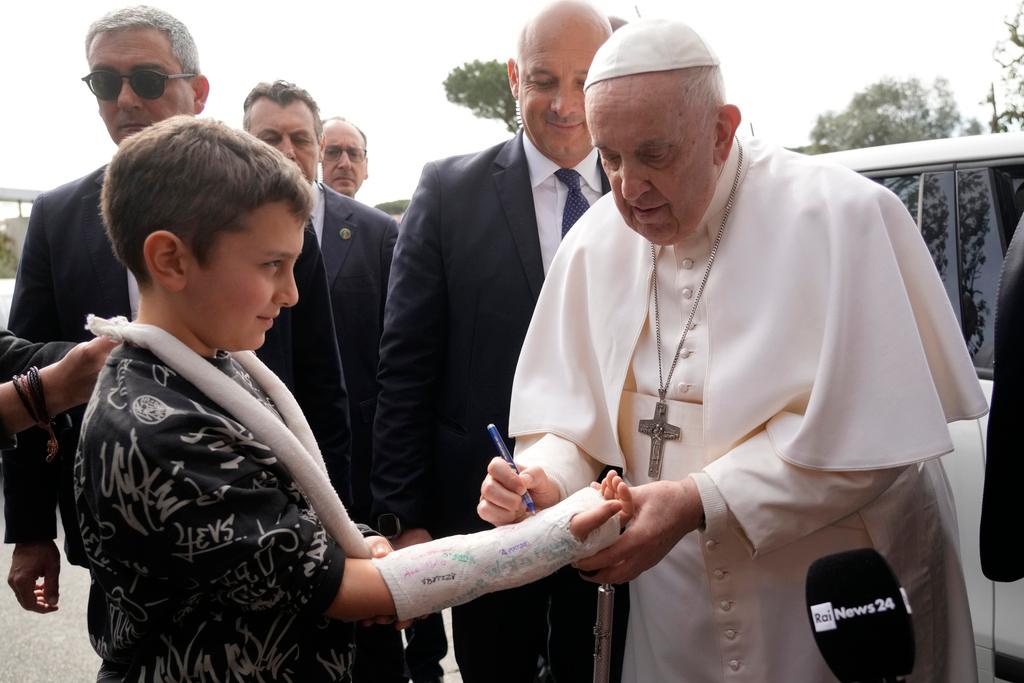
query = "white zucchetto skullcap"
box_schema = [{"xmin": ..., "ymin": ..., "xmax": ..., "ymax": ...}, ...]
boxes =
[{"xmin": 584, "ymin": 18, "xmax": 719, "ymax": 90}]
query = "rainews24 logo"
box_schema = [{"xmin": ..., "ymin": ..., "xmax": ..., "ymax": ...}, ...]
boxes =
[{"xmin": 810, "ymin": 589, "xmax": 911, "ymax": 633}]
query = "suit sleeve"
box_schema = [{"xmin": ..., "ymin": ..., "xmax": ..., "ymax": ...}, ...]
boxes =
[
  {"xmin": 290, "ymin": 230, "xmax": 354, "ymax": 508},
  {"xmin": 0, "ymin": 331, "xmax": 73, "ymax": 376},
  {"xmin": 379, "ymin": 217, "xmax": 399, "ymax": 325},
  {"xmin": 372, "ymin": 164, "xmax": 447, "ymax": 529},
  {"xmin": 3, "ymin": 192, "xmax": 63, "ymax": 544},
  {"xmin": 980, "ymin": 217, "xmax": 1024, "ymax": 581}
]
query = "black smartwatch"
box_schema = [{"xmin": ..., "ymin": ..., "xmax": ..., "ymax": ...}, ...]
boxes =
[{"xmin": 376, "ymin": 513, "xmax": 403, "ymax": 540}]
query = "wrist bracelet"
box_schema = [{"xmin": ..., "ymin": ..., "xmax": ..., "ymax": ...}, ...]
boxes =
[{"xmin": 12, "ymin": 366, "xmax": 58, "ymax": 462}]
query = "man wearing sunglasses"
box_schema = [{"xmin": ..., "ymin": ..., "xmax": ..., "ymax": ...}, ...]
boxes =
[
  {"xmin": 322, "ymin": 117, "xmax": 371, "ymax": 199},
  {"xmin": 4, "ymin": 10, "xmax": 353, "ymax": 678}
]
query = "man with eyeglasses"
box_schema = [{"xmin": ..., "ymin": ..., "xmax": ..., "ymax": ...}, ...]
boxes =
[
  {"xmin": 4, "ymin": 10, "xmax": 352, "ymax": 679},
  {"xmin": 323, "ymin": 117, "xmax": 371, "ymax": 198}
]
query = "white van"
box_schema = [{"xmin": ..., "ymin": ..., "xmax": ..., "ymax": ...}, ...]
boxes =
[{"xmin": 821, "ymin": 133, "xmax": 1024, "ymax": 683}]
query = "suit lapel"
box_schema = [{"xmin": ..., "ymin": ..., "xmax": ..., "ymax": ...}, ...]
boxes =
[
  {"xmin": 493, "ymin": 133, "xmax": 545, "ymax": 301},
  {"xmin": 320, "ymin": 185, "xmax": 356, "ymax": 286},
  {"xmin": 82, "ymin": 170, "xmax": 131, "ymax": 316}
]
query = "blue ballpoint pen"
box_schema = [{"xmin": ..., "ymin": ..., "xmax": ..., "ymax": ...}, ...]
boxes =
[{"xmin": 486, "ymin": 423, "xmax": 537, "ymax": 514}]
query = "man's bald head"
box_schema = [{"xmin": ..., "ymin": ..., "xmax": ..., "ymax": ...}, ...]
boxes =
[
  {"xmin": 507, "ymin": 1, "xmax": 611, "ymax": 168},
  {"xmin": 515, "ymin": 1, "xmax": 610, "ymax": 65}
]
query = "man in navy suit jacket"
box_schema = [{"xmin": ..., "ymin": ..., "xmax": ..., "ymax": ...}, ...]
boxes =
[
  {"xmin": 3, "ymin": 9, "xmax": 351, "ymax": 632},
  {"xmin": 372, "ymin": 4, "xmax": 623, "ymax": 681},
  {"xmin": 981, "ymin": 215, "xmax": 1024, "ymax": 582}
]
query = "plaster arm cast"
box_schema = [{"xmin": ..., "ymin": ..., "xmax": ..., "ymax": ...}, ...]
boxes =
[{"xmin": 373, "ymin": 487, "xmax": 619, "ymax": 620}]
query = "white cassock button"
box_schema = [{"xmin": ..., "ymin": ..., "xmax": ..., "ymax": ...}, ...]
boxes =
[
  {"xmin": 689, "ymin": 321, "xmax": 697, "ymax": 330},
  {"xmin": 719, "ymin": 600, "xmax": 732, "ymax": 612},
  {"xmin": 682, "ymin": 287, "xmax": 693, "ymax": 299},
  {"xmin": 713, "ymin": 569, "xmax": 726, "ymax": 580},
  {"xmin": 676, "ymin": 382, "xmax": 689, "ymax": 394},
  {"xmin": 725, "ymin": 629, "xmax": 738, "ymax": 640},
  {"xmin": 705, "ymin": 539, "xmax": 718, "ymax": 551},
  {"xmin": 682, "ymin": 258, "xmax": 694, "ymax": 269},
  {"xmin": 729, "ymin": 659, "xmax": 741, "ymax": 671},
  {"xmin": 681, "ymin": 349, "xmax": 692, "ymax": 359}
]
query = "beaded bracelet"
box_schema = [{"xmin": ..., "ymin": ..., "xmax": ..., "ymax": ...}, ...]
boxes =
[{"xmin": 12, "ymin": 366, "xmax": 58, "ymax": 462}]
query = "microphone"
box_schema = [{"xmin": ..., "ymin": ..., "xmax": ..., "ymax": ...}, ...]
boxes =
[{"xmin": 805, "ymin": 548, "xmax": 914, "ymax": 683}]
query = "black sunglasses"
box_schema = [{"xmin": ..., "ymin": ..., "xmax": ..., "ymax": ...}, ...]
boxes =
[{"xmin": 81, "ymin": 69, "xmax": 196, "ymax": 101}]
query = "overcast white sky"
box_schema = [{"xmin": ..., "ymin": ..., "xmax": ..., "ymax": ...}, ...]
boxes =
[{"xmin": 0, "ymin": 0, "xmax": 1019, "ymax": 207}]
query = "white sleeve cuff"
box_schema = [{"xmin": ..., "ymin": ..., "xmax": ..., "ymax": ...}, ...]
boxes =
[{"xmin": 515, "ymin": 433, "xmax": 603, "ymax": 500}]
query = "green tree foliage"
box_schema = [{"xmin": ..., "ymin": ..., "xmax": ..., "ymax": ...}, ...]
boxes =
[
  {"xmin": 374, "ymin": 199, "xmax": 410, "ymax": 217},
  {"xmin": 991, "ymin": 1, "xmax": 1024, "ymax": 132},
  {"xmin": 807, "ymin": 77, "xmax": 974, "ymax": 154},
  {"xmin": 443, "ymin": 59, "xmax": 518, "ymax": 133},
  {"xmin": 0, "ymin": 231, "xmax": 18, "ymax": 278}
]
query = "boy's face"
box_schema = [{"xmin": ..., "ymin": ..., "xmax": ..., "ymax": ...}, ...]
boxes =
[{"xmin": 174, "ymin": 201, "xmax": 305, "ymax": 357}]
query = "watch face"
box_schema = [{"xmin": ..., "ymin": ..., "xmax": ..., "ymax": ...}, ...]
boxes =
[{"xmin": 377, "ymin": 513, "xmax": 401, "ymax": 539}]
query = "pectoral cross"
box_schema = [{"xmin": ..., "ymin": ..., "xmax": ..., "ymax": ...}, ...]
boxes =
[{"xmin": 638, "ymin": 400, "xmax": 680, "ymax": 480}]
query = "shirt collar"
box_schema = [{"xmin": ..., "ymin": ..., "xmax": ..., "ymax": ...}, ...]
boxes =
[
  {"xmin": 522, "ymin": 133, "xmax": 602, "ymax": 193},
  {"xmin": 696, "ymin": 138, "xmax": 745, "ymax": 235}
]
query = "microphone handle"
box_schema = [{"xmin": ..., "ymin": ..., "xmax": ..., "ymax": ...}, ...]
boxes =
[{"xmin": 592, "ymin": 584, "xmax": 615, "ymax": 683}]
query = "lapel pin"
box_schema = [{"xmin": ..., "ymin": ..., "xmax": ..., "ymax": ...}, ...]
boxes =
[{"xmin": 340, "ymin": 227, "xmax": 352, "ymax": 240}]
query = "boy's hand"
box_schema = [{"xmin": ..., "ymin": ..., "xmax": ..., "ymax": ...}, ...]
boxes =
[
  {"xmin": 568, "ymin": 499, "xmax": 622, "ymax": 540},
  {"xmin": 594, "ymin": 470, "xmax": 634, "ymax": 525}
]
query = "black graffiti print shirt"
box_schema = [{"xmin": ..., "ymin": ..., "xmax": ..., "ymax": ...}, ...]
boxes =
[{"xmin": 74, "ymin": 344, "xmax": 354, "ymax": 681}]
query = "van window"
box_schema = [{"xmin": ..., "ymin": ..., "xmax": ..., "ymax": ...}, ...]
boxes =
[
  {"xmin": 921, "ymin": 172, "xmax": 960, "ymax": 324},
  {"xmin": 876, "ymin": 173, "xmax": 960, "ymax": 324},
  {"xmin": 957, "ymin": 168, "xmax": 1003, "ymax": 373}
]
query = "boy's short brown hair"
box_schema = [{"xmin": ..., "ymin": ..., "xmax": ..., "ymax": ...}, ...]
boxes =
[{"xmin": 101, "ymin": 116, "xmax": 312, "ymax": 285}]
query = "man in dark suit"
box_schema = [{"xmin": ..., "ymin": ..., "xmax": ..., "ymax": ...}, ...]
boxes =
[
  {"xmin": 243, "ymin": 81, "xmax": 412, "ymax": 683},
  {"xmin": 372, "ymin": 3, "xmax": 619, "ymax": 681},
  {"xmin": 3, "ymin": 8, "xmax": 351, "ymax": 641},
  {"xmin": 980, "ymin": 216, "xmax": 1024, "ymax": 582}
]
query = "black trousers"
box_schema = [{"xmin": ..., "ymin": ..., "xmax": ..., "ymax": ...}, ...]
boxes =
[
  {"xmin": 353, "ymin": 623, "xmax": 407, "ymax": 682},
  {"xmin": 405, "ymin": 612, "xmax": 448, "ymax": 682},
  {"xmin": 451, "ymin": 566, "xmax": 628, "ymax": 683}
]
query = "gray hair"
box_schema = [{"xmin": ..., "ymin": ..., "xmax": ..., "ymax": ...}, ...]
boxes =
[
  {"xmin": 678, "ymin": 66, "xmax": 726, "ymax": 128},
  {"xmin": 85, "ymin": 6, "xmax": 200, "ymax": 74},
  {"xmin": 322, "ymin": 116, "xmax": 368, "ymax": 149}
]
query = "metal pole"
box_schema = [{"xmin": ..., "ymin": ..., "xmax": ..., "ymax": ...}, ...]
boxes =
[{"xmin": 592, "ymin": 583, "xmax": 615, "ymax": 683}]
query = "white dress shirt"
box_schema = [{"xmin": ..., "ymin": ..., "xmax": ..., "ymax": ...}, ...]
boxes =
[
  {"xmin": 310, "ymin": 182, "xmax": 327, "ymax": 245},
  {"xmin": 521, "ymin": 134, "xmax": 603, "ymax": 273}
]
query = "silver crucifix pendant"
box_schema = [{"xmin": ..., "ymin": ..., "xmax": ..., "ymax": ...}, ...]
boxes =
[{"xmin": 638, "ymin": 400, "xmax": 680, "ymax": 480}]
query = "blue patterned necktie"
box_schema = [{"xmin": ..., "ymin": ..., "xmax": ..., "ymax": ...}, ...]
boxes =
[{"xmin": 554, "ymin": 168, "xmax": 590, "ymax": 237}]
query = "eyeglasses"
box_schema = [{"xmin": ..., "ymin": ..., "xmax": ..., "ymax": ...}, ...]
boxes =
[
  {"xmin": 81, "ymin": 69, "xmax": 196, "ymax": 101},
  {"xmin": 324, "ymin": 145, "xmax": 367, "ymax": 163}
]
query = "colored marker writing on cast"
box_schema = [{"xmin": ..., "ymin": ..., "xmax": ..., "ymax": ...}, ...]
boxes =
[{"xmin": 486, "ymin": 423, "xmax": 537, "ymax": 514}]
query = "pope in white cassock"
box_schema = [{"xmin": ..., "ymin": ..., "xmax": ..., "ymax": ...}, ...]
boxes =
[{"xmin": 477, "ymin": 18, "xmax": 989, "ymax": 683}]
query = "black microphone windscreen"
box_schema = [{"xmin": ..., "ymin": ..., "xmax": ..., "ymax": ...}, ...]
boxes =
[{"xmin": 805, "ymin": 548, "xmax": 914, "ymax": 682}]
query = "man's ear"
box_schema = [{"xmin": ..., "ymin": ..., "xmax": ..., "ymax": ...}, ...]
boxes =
[
  {"xmin": 713, "ymin": 104, "xmax": 742, "ymax": 166},
  {"xmin": 191, "ymin": 74, "xmax": 211, "ymax": 114},
  {"xmin": 143, "ymin": 230, "xmax": 192, "ymax": 292},
  {"xmin": 507, "ymin": 58, "xmax": 520, "ymax": 98}
]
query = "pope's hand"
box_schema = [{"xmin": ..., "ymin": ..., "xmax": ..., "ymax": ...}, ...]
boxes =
[
  {"xmin": 477, "ymin": 458, "xmax": 561, "ymax": 525},
  {"xmin": 574, "ymin": 477, "xmax": 704, "ymax": 584}
]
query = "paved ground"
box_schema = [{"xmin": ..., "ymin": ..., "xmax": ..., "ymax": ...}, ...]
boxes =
[{"xmin": 0, "ymin": 487, "xmax": 462, "ymax": 682}]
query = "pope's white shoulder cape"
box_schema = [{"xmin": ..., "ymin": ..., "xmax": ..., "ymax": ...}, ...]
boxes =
[{"xmin": 510, "ymin": 138, "xmax": 986, "ymax": 470}]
